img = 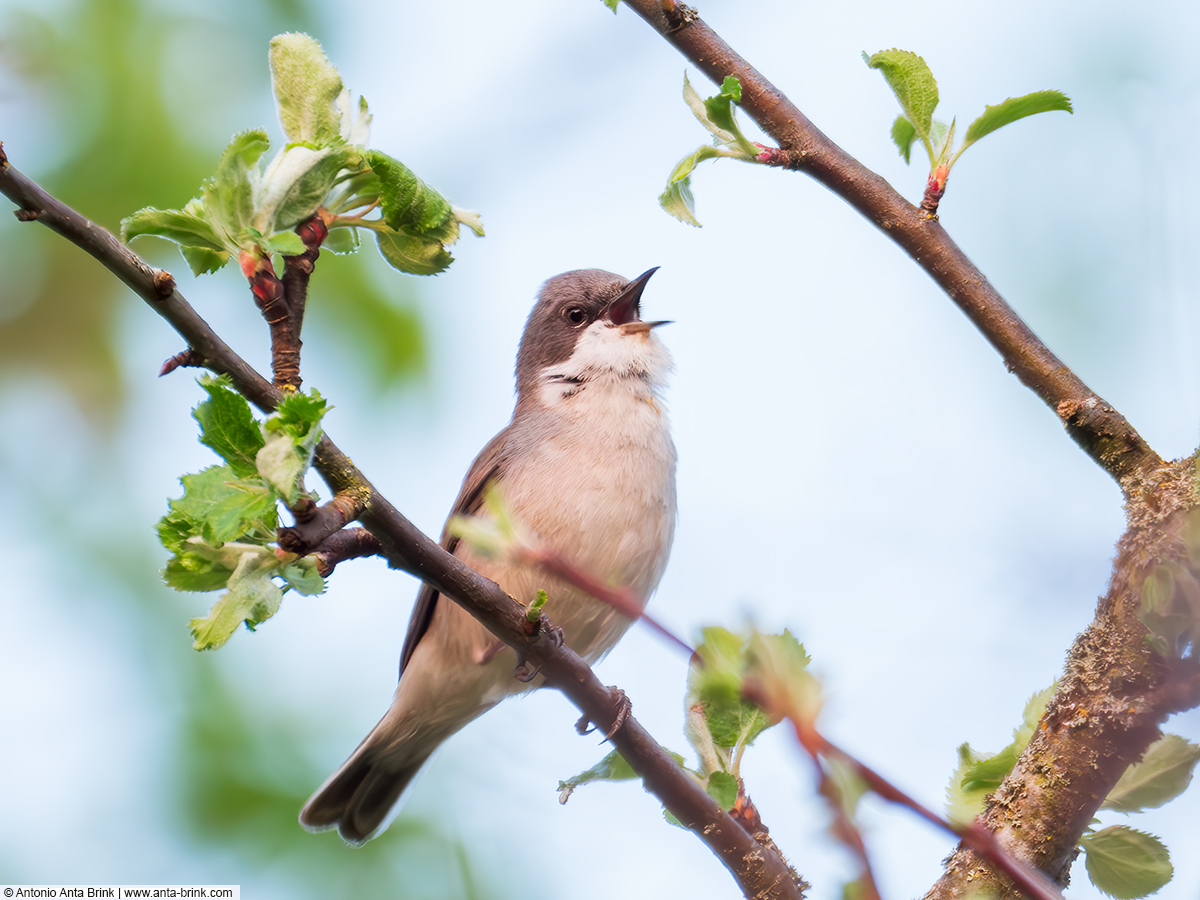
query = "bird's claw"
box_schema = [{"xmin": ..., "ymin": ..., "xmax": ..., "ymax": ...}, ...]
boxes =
[
  {"xmin": 537, "ymin": 614, "xmax": 565, "ymax": 647},
  {"xmin": 575, "ymin": 686, "xmax": 631, "ymax": 740},
  {"xmin": 513, "ymin": 655, "xmax": 541, "ymax": 683},
  {"xmin": 512, "ymin": 615, "xmax": 565, "ymax": 683}
]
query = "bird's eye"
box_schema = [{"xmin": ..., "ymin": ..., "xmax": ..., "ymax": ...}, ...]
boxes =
[{"xmin": 563, "ymin": 305, "xmax": 588, "ymax": 327}]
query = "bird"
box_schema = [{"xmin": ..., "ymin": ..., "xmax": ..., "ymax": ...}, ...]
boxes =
[{"xmin": 299, "ymin": 267, "xmax": 677, "ymax": 845}]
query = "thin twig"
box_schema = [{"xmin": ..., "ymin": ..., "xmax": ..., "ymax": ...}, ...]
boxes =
[
  {"xmin": 520, "ymin": 544, "xmax": 697, "ymax": 658},
  {"xmin": 242, "ymin": 252, "xmax": 302, "ymax": 391},
  {"xmin": 310, "ymin": 527, "xmax": 384, "ymax": 578},
  {"xmin": 816, "ymin": 734, "xmax": 1063, "ymax": 900},
  {"xmin": 278, "ymin": 488, "xmax": 370, "ymax": 555},
  {"xmin": 159, "ymin": 347, "xmax": 205, "ymax": 377}
]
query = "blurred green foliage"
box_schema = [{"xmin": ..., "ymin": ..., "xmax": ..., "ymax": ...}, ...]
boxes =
[
  {"xmin": 0, "ymin": 0, "xmax": 473, "ymax": 894},
  {"xmin": 0, "ymin": 0, "xmax": 425, "ymax": 416},
  {"xmin": 183, "ymin": 663, "xmax": 486, "ymax": 899}
]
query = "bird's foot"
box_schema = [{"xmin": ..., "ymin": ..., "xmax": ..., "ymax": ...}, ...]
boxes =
[
  {"xmin": 575, "ymin": 686, "xmax": 631, "ymax": 740},
  {"xmin": 511, "ymin": 615, "xmax": 564, "ymax": 682},
  {"xmin": 513, "ymin": 655, "xmax": 540, "ymax": 683},
  {"xmin": 530, "ymin": 613, "xmax": 564, "ymax": 647}
]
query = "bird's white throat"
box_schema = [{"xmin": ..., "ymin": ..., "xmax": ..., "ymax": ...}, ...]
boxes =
[{"xmin": 537, "ymin": 320, "xmax": 673, "ymax": 409}]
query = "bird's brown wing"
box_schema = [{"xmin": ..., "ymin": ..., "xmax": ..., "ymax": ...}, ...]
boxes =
[{"xmin": 398, "ymin": 426, "xmax": 511, "ymax": 675}]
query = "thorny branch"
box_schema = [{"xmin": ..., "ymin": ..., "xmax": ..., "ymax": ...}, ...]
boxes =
[{"xmin": 0, "ymin": 146, "xmax": 804, "ymax": 900}]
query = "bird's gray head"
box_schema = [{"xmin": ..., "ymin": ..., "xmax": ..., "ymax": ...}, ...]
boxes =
[{"xmin": 514, "ymin": 268, "xmax": 672, "ymax": 404}]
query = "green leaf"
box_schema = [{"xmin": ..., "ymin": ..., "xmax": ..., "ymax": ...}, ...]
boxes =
[
  {"xmin": 930, "ymin": 118, "xmax": 955, "ymax": 165},
  {"xmin": 374, "ymin": 227, "xmax": 454, "ymax": 276},
  {"xmin": 557, "ymin": 749, "xmax": 638, "ymax": 803},
  {"xmin": 204, "ymin": 129, "xmax": 271, "ymax": 246},
  {"xmin": 280, "ymin": 556, "xmax": 326, "ymax": 596},
  {"xmin": 262, "ymin": 231, "xmax": 307, "ymax": 256},
  {"xmin": 744, "ymin": 628, "xmax": 818, "ymax": 726},
  {"xmin": 689, "ymin": 74, "xmax": 758, "ymax": 159},
  {"xmin": 703, "ymin": 75, "xmax": 743, "ymax": 134},
  {"xmin": 256, "ymin": 390, "xmax": 328, "ymax": 505},
  {"xmin": 188, "ymin": 547, "xmax": 285, "ymax": 651},
  {"xmin": 890, "ymin": 115, "xmax": 917, "ymax": 164},
  {"xmin": 659, "ymin": 178, "xmax": 700, "ymax": 227},
  {"xmin": 163, "ymin": 549, "xmax": 235, "ymax": 593},
  {"xmin": 864, "ymin": 49, "xmax": 940, "ymax": 153},
  {"xmin": 255, "ymin": 431, "xmax": 308, "ymax": 506},
  {"xmin": 364, "ymin": 149, "xmax": 453, "ymax": 235},
  {"xmin": 705, "ymin": 770, "xmax": 739, "ymax": 811},
  {"xmin": 192, "ymin": 375, "xmax": 265, "ymax": 478},
  {"xmin": 557, "ymin": 747, "xmax": 689, "ymax": 804},
  {"xmin": 945, "ymin": 683, "xmax": 1056, "ymax": 822},
  {"xmin": 599, "ymin": 0, "xmax": 618, "ymax": 10},
  {"xmin": 1103, "ymin": 734, "xmax": 1200, "ymax": 813},
  {"xmin": 454, "ymin": 206, "xmax": 485, "ymax": 238},
  {"xmin": 962, "ymin": 90, "xmax": 1073, "ymax": 150},
  {"xmin": 273, "ymin": 388, "xmax": 329, "ymax": 434},
  {"xmin": 527, "ymin": 588, "xmax": 549, "ymax": 622},
  {"xmin": 158, "ymin": 509, "xmax": 195, "ymax": 555},
  {"xmin": 322, "ymin": 225, "xmax": 360, "ymax": 255},
  {"xmin": 180, "ymin": 244, "xmax": 230, "ymax": 276},
  {"xmin": 826, "ymin": 755, "xmax": 870, "ymax": 819},
  {"xmin": 255, "ymin": 144, "xmax": 354, "ymax": 235},
  {"xmin": 170, "ymin": 465, "xmax": 278, "ymax": 547},
  {"xmin": 682, "ymin": 73, "xmax": 738, "ymax": 145},
  {"xmin": 121, "ymin": 204, "xmax": 225, "ymax": 251},
  {"xmin": 659, "ymin": 144, "xmax": 724, "ymax": 227},
  {"xmin": 687, "ymin": 628, "xmax": 775, "ymax": 758},
  {"xmin": 1081, "ymin": 826, "xmax": 1173, "ymax": 899},
  {"xmin": 269, "ymin": 33, "xmax": 345, "ymax": 146}
]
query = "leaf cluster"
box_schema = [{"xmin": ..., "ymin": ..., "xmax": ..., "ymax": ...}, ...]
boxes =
[
  {"xmin": 558, "ymin": 628, "xmax": 809, "ymax": 817},
  {"xmin": 864, "ymin": 48, "xmax": 1071, "ymax": 188},
  {"xmin": 946, "ymin": 686, "xmax": 1198, "ymax": 898},
  {"xmin": 660, "ymin": 75, "xmax": 763, "ymax": 227},
  {"xmin": 122, "ymin": 33, "xmax": 482, "ymax": 277},
  {"xmin": 160, "ymin": 376, "xmax": 329, "ymax": 650}
]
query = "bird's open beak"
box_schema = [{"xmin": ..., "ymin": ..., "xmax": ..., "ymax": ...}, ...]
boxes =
[{"xmin": 604, "ymin": 267, "xmax": 659, "ymax": 327}]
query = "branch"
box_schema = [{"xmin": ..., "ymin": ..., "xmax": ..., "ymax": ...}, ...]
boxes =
[
  {"xmin": 310, "ymin": 526, "xmax": 383, "ymax": 578},
  {"xmin": 278, "ymin": 488, "xmax": 370, "ymax": 555},
  {"xmin": 609, "ymin": 9, "xmax": 1200, "ymax": 898},
  {"xmin": 622, "ymin": 1, "xmax": 1163, "ymax": 488},
  {"xmin": 0, "ymin": 148, "xmax": 805, "ymax": 900}
]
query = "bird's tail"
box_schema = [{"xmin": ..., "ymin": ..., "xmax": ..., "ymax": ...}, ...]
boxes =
[{"xmin": 299, "ymin": 712, "xmax": 437, "ymax": 846}]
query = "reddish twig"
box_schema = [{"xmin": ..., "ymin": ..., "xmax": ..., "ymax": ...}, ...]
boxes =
[
  {"xmin": 280, "ymin": 214, "xmax": 328, "ymax": 335},
  {"xmin": 920, "ymin": 165, "xmax": 949, "ymax": 218},
  {"xmin": 519, "ymin": 543, "xmax": 696, "ymax": 658},
  {"xmin": 744, "ymin": 668, "xmax": 1063, "ymax": 900},
  {"xmin": 241, "ymin": 251, "xmax": 302, "ymax": 391},
  {"xmin": 817, "ymin": 735, "xmax": 1063, "ymax": 900}
]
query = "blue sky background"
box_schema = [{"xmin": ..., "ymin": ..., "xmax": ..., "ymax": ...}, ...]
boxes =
[{"xmin": 2, "ymin": 1, "xmax": 1199, "ymax": 898}]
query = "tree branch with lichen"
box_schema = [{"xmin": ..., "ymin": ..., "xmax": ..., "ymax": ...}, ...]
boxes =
[{"xmin": 615, "ymin": 1, "xmax": 1200, "ymax": 896}]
